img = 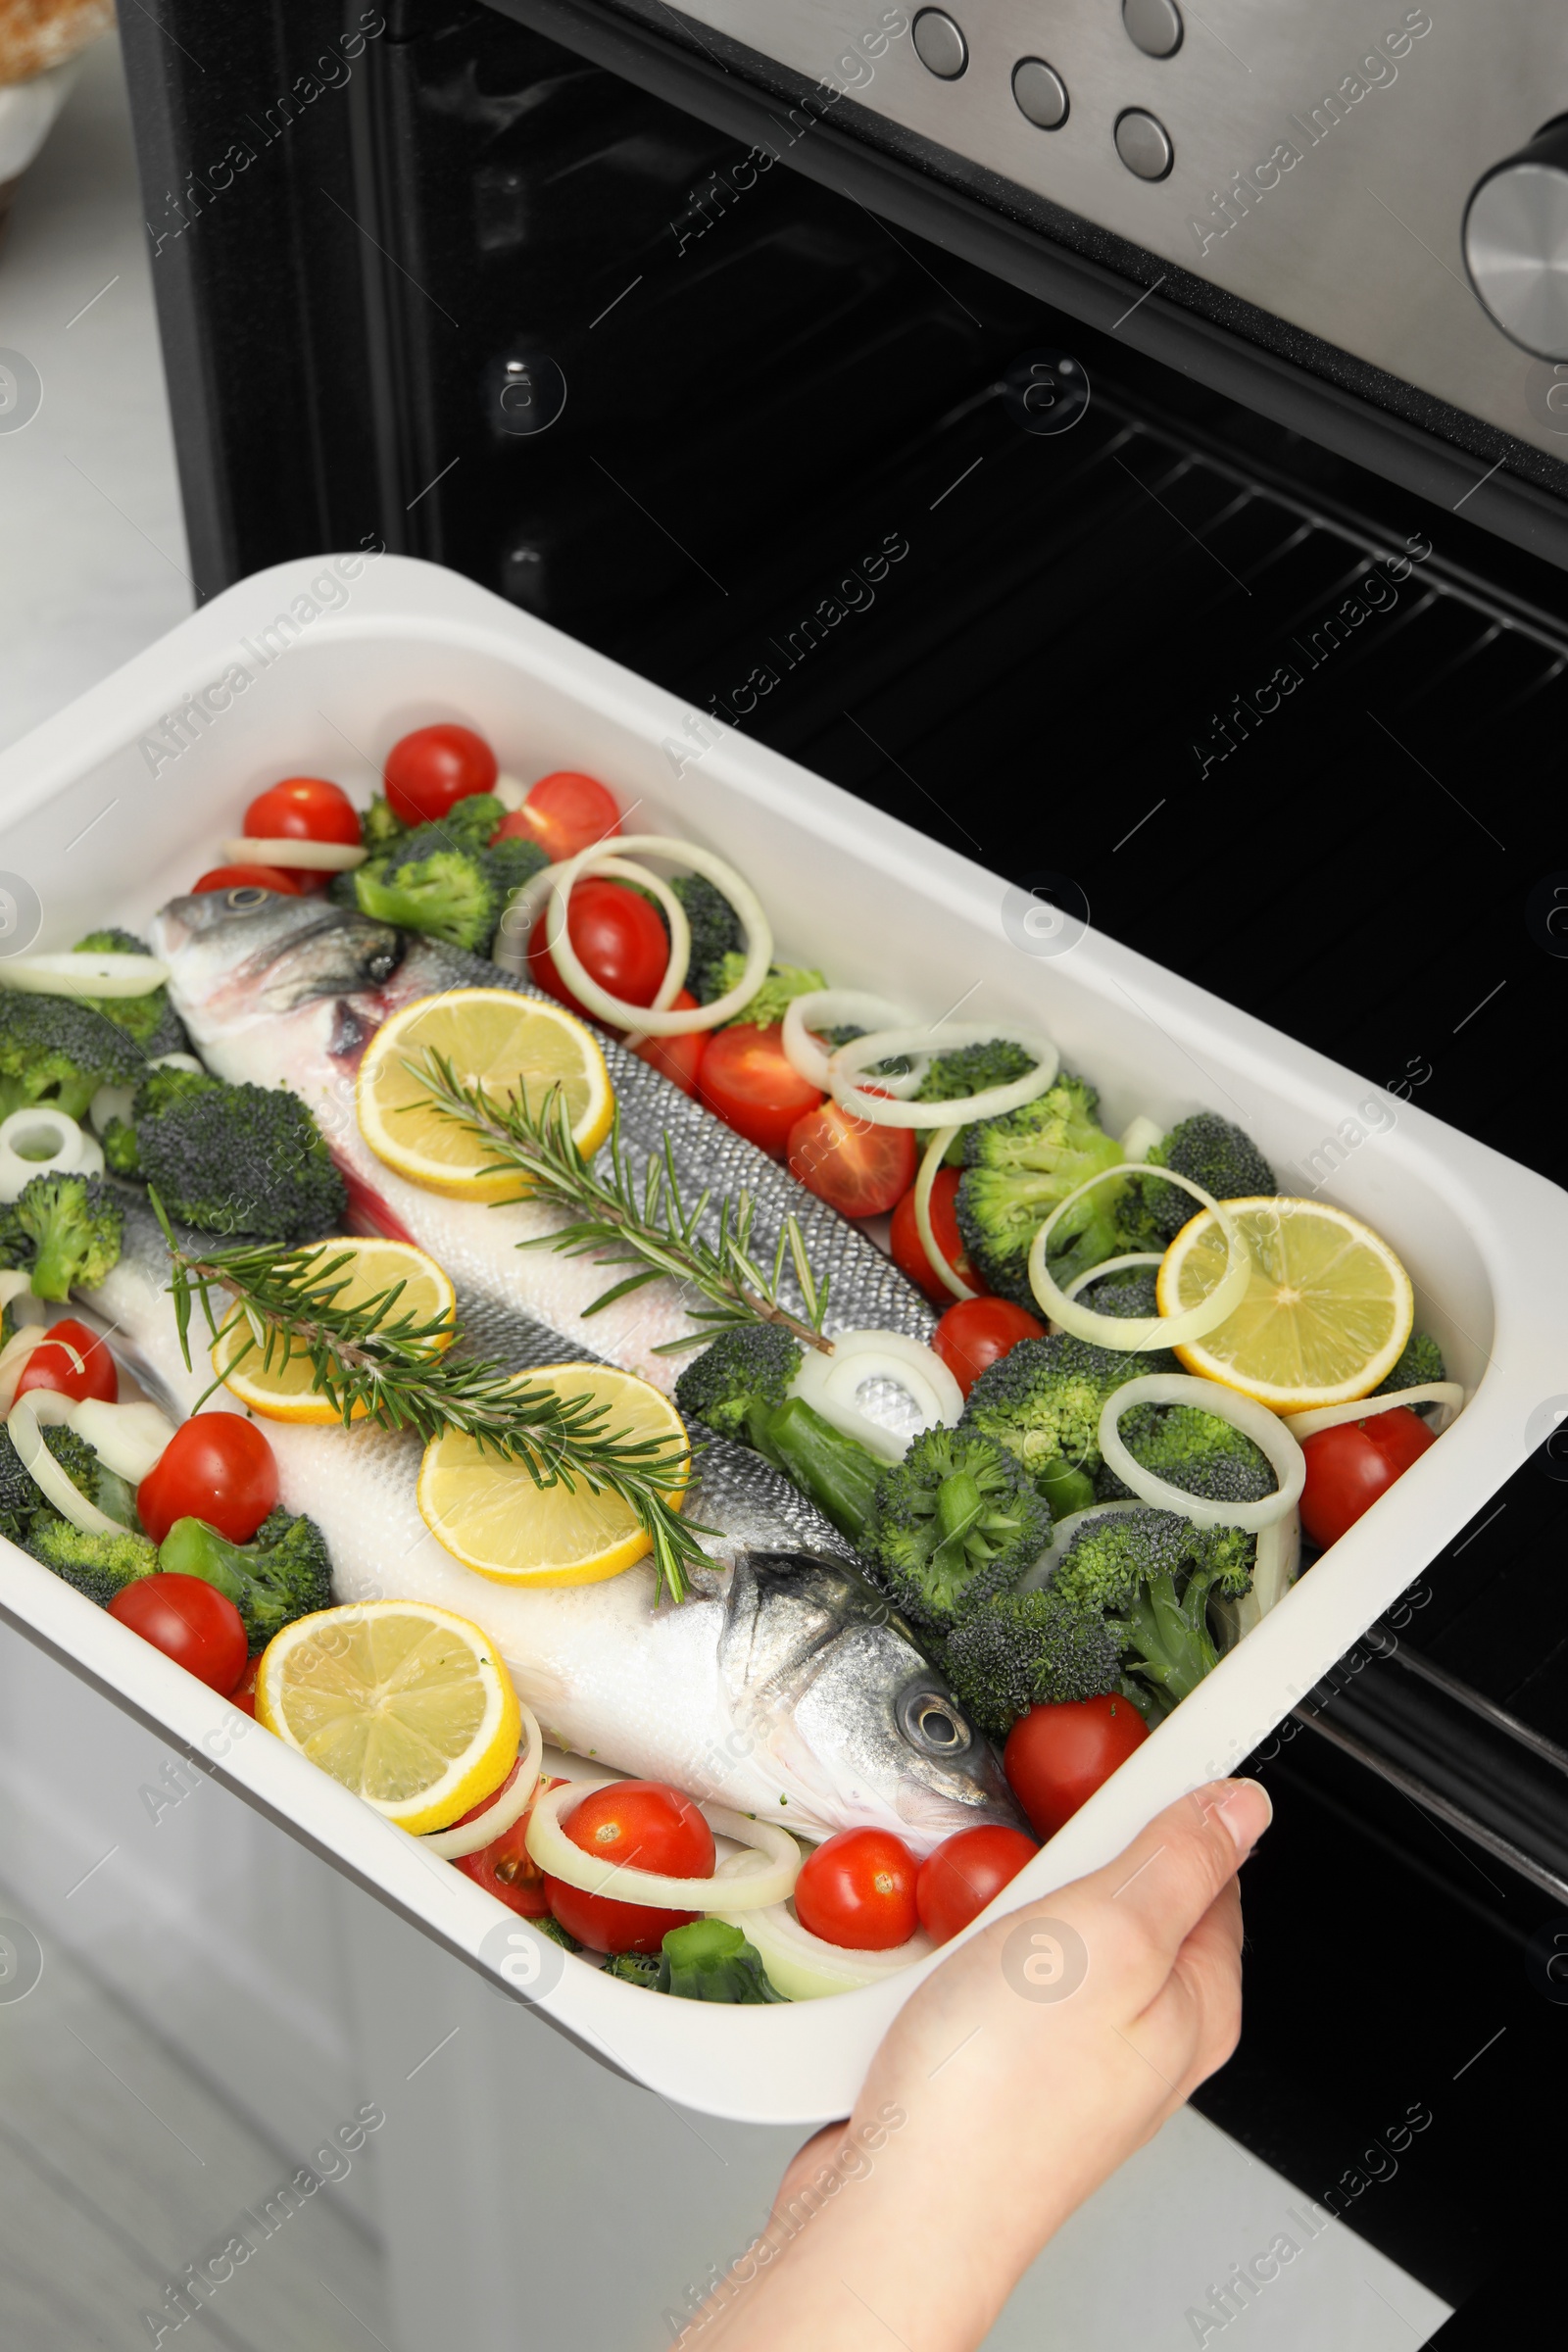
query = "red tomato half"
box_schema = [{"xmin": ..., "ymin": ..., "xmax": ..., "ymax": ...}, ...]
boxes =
[
  {"xmin": 1004, "ymin": 1695, "xmax": 1150, "ymax": 1842},
  {"xmin": 787, "ymin": 1100, "xmax": 916, "ymax": 1219},
  {"xmin": 244, "ymin": 776, "xmax": 361, "ymax": 845},
  {"xmin": 699, "ymin": 1025, "xmax": 823, "ymax": 1158},
  {"xmin": 793, "ymin": 1827, "xmax": 919, "ymax": 1950},
  {"xmin": 545, "ymin": 1780, "xmax": 714, "ymax": 1954},
  {"xmin": 891, "ymin": 1168, "xmax": 983, "ymax": 1302},
  {"xmin": 384, "ymin": 724, "xmax": 498, "ymax": 827},
  {"xmin": 108, "ymin": 1573, "xmax": 249, "ymax": 1695},
  {"xmin": 528, "ymin": 879, "xmax": 669, "ymax": 1020},
  {"xmin": 916, "ymin": 1824, "xmax": 1038, "ymax": 1944},
  {"xmin": 505, "ymin": 770, "xmax": 621, "ymax": 861},
  {"xmin": 931, "ymin": 1297, "xmax": 1045, "ymax": 1398},
  {"xmin": 632, "ymin": 989, "xmax": 708, "ymax": 1097},
  {"xmin": 452, "ymin": 1769, "xmax": 567, "ymax": 1917},
  {"xmin": 1299, "ymin": 1408, "xmax": 1436, "ymax": 1550},
  {"xmin": 192, "ymin": 864, "xmax": 305, "ymax": 896},
  {"xmin": 137, "ymin": 1415, "xmax": 279, "ymax": 1546},
  {"xmin": 15, "ymin": 1318, "xmax": 118, "ymax": 1405}
]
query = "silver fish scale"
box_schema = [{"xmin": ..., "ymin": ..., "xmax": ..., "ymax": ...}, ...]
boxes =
[{"xmin": 405, "ymin": 940, "xmax": 937, "ymax": 1347}]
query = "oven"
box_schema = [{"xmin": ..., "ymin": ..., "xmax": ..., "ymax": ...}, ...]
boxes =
[{"xmin": 117, "ymin": 2, "xmax": 1568, "ymax": 2332}]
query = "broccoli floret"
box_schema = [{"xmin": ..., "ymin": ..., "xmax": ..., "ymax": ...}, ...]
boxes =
[
  {"xmin": 432, "ymin": 793, "xmax": 505, "ymax": 852},
  {"xmin": 101, "ymin": 1117, "xmax": 142, "ymax": 1177},
  {"xmin": 362, "ymin": 797, "xmax": 408, "ymax": 850},
  {"xmin": 1374, "ymin": 1330, "xmax": 1446, "ymax": 1412},
  {"xmin": 158, "ymin": 1506, "xmax": 332, "ymax": 1652},
  {"xmin": 25, "ymin": 1513, "xmax": 158, "ymax": 1607},
  {"xmin": 486, "ymin": 829, "xmax": 549, "ymax": 899},
  {"xmin": 133, "ymin": 1070, "xmax": 345, "ymax": 1241},
  {"xmin": 671, "ymin": 875, "xmax": 743, "ymax": 1002},
  {"xmin": 674, "ymin": 1325, "xmax": 804, "ymax": 1445},
  {"xmin": 1053, "ymin": 1507, "xmax": 1255, "ymax": 1705},
  {"xmin": 13, "ymin": 1173, "xmax": 123, "ymax": 1300},
  {"xmin": 657, "ymin": 1918, "xmax": 788, "ymax": 2003},
  {"xmin": 1076, "ymin": 1265, "xmax": 1160, "ymax": 1321},
  {"xmin": 1095, "ymin": 1401, "xmax": 1276, "ymax": 1507},
  {"xmin": 956, "ymin": 1074, "xmax": 1128, "ymax": 1303},
  {"xmin": 1119, "ymin": 1114, "xmax": 1276, "ymax": 1250},
  {"xmin": 915, "ymin": 1039, "xmax": 1039, "ymax": 1106},
  {"xmin": 961, "ymin": 1331, "xmax": 1180, "ymax": 1493},
  {"xmin": 863, "ymin": 1427, "xmax": 1051, "ymax": 1632},
  {"xmin": 73, "ymin": 929, "xmax": 188, "ymax": 1055},
  {"xmin": 602, "ymin": 1948, "xmax": 663, "ymax": 1988},
  {"xmin": 945, "ymin": 1588, "xmax": 1123, "ymax": 1735},
  {"xmin": 0, "ymin": 988, "xmax": 146, "ymax": 1122},
  {"xmin": 356, "ymin": 829, "xmax": 499, "ymax": 953},
  {"xmin": 0, "ymin": 1423, "xmax": 126, "ymax": 1548},
  {"xmin": 708, "ymin": 956, "xmax": 826, "ymax": 1029}
]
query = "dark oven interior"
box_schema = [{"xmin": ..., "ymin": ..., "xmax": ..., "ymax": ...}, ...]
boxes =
[{"xmin": 123, "ymin": 1, "xmax": 1568, "ymax": 2326}]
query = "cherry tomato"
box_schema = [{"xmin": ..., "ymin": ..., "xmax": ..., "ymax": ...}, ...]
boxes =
[
  {"xmin": 244, "ymin": 776, "xmax": 361, "ymax": 845},
  {"xmin": 14, "ymin": 1317, "xmax": 118, "ymax": 1405},
  {"xmin": 698, "ymin": 1024, "xmax": 824, "ymax": 1158},
  {"xmin": 915, "ymin": 1824, "xmax": 1038, "ymax": 1944},
  {"xmin": 192, "ymin": 863, "xmax": 305, "ymax": 896},
  {"xmin": 931, "ymin": 1296, "xmax": 1045, "ymax": 1398},
  {"xmin": 229, "ymin": 1658, "xmax": 260, "ymax": 1718},
  {"xmin": 1004, "ymin": 1695, "xmax": 1150, "ymax": 1842},
  {"xmin": 384, "ymin": 724, "xmax": 498, "ymax": 827},
  {"xmin": 528, "ymin": 879, "xmax": 670, "ymax": 1020},
  {"xmin": 108, "ymin": 1572, "xmax": 249, "ymax": 1695},
  {"xmin": 544, "ymin": 1780, "xmax": 714, "ymax": 1954},
  {"xmin": 891, "ymin": 1168, "xmax": 983, "ymax": 1302},
  {"xmin": 1299, "ymin": 1408, "xmax": 1436, "ymax": 1549},
  {"xmin": 500, "ymin": 770, "xmax": 621, "ymax": 862},
  {"xmin": 632, "ymin": 989, "xmax": 708, "ymax": 1097},
  {"xmin": 137, "ymin": 1415, "xmax": 279, "ymax": 1546},
  {"xmin": 787, "ymin": 1100, "xmax": 916, "ymax": 1219},
  {"xmin": 452, "ymin": 1771, "xmax": 567, "ymax": 1917},
  {"xmin": 793, "ymin": 1826, "xmax": 919, "ymax": 1950}
]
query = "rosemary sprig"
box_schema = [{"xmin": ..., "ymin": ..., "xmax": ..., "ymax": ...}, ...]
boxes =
[
  {"xmin": 407, "ymin": 1049, "xmax": 834, "ymax": 1356},
  {"xmin": 150, "ymin": 1196, "xmax": 707, "ymax": 1604}
]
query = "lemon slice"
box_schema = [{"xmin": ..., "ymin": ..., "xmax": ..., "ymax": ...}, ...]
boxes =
[
  {"xmin": 1156, "ymin": 1196, "xmax": 1414, "ymax": 1412},
  {"xmin": 255, "ymin": 1601, "xmax": 520, "ymax": 1834},
  {"xmin": 357, "ymin": 988, "xmax": 612, "ymax": 1200},
  {"xmin": 416, "ymin": 1363, "xmax": 689, "ymax": 1587},
  {"xmin": 213, "ymin": 1237, "xmax": 455, "ymax": 1423}
]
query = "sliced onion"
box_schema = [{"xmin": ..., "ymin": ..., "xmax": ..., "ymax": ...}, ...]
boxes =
[
  {"xmin": 1027, "ymin": 1165, "xmax": 1250, "ymax": 1350},
  {"xmin": 0, "ymin": 1327, "xmax": 44, "ymax": 1414},
  {"xmin": 7, "ymin": 1395, "xmax": 122, "ymax": 1534},
  {"xmin": 827, "ymin": 1023, "xmax": 1058, "ymax": 1129},
  {"xmin": 710, "ymin": 1896, "xmax": 934, "ymax": 1999},
  {"xmin": 222, "ymin": 837, "xmax": 367, "ymax": 871},
  {"xmin": 791, "ymin": 1328, "xmax": 963, "ymax": 1462},
  {"xmin": 524, "ymin": 1779, "xmax": 800, "ymax": 1911},
  {"xmin": 421, "ymin": 1703, "xmax": 543, "ymax": 1858},
  {"xmin": 0, "ymin": 952, "xmax": 168, "ymax": 999},
  {"xmin": 1098, "ymin": 1374, "xmax": 1304, "ymax": 1532},
  {"xmin": 1119, "ymin": 1115, "xmax": 1163, "ymax": 1163},
  {"xmin": 69, "ymin": 1398, "xmax": 177, "ymax": 1483},
  {"xmin": 780, "ymin": 990, "xmax": 923, "ymax": 1095},
  {"xmin": 1017, "ymin": 1498, "xmax": 1149, "ymax": 1592},
  {"xmin": 493, "ymin": 771, "xmax": 528, "ymax": 811},
  {"xmin": 0, "ymin": 1106, "xmax": 95, "ymax": 1203},
  {"xmin": 913, "ymin": 1124, "xmax": 976, "ymax": 1302},
  {"xmin": 1283, "ymin": 1384, "xmax": 1465, "ymax": 1441},
  {"xmin": 89, "ymin": 1083, "xmax": 136, "ymax": 1135},
  {"xmin": 497, "ymin": 836, "xmax": 772, "ymax": 1037},
  {"xmin": 0, "ymin": 1271, "xmax": 34, "ymax": 1315},
  {"xmin": 1060, "ymin": 1251, "xmax": 1164, "ymax": 1303},
  {"xmin": 1214, "ymin": 1508, "xmax": 1301, "ymax": 1650}
]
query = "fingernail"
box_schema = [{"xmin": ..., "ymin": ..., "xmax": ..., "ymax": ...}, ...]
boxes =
[{"xmin": 1215, "ymin": 1778, "xmax": 1273, "ymax": 1852}]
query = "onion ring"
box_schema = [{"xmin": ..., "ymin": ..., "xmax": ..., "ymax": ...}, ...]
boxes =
[
  {"xmin": 791, "ymin": 1327, "xmax": 963, "ymax": 1461},
  {"xmin": 221, "ymin": 838, "xmax": 366, "ymax": 871},
  {"xmin": 1214, "ymin": 1508, "xmax": 1301, "ymax": 1649},
  {"xmin": 69, "ymin": 1398, "xmax": 178, "ymax": 1484},
  {"xmin": 780, "ymin": 990, "xmax": 925, "ymax": 1096},
  {"xmin": 1027, "ymin": 1165, "xmax": 1250, "ymax": 1350},
  {"xmin": 421, "ymin": 1703, "xmax": 543, "ymax": 1858},
  {"xmin": 1118, "ymin": 1115, "xmax": 1163, "ymax": 1163},
  {"xmin": 7, "ymin": 1395, "xmax": 123, "ymax": 1535},
  {"xmin": 1097, "ymin": 1373, "xmax": 1305, "ymax": 1532},
  {"xmin": 524, "ymin": 1778, "xmax": 801, "ymax": 1911},
  {"xmin": 710, "ymin": 1896, "xmax": 933, "ymax": 1998},
  {"xmin": 1060, "ymin": 1252, "xmax": 1164, "ymax": 1303},
  {"xmin": 912, "ymin": 1124, "xmax": 977, "ymax": 1302},
  {"xmin": 827, "ymin": 1023, "xmax": 1058, "ymax": 1128},
  {"xmin": 0, "ymin": 952, "xmax": 169, "ymax": 999},
  {"xmin": 1283, "ymin": 1383, "xmax": 1464, "ymax": 1441}
]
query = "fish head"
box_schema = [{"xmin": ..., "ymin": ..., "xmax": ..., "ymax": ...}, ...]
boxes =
[
  {"xmin": 722, "ymin": 1551, "xmax": 1027, "ymax": 1852},
  {"xmin": 150, "ymin": 890, "xmax": 403, "ymax": 1035}
]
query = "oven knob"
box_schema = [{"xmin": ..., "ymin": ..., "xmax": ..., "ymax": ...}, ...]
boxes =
[
  {"xmin": 1463, "ymin": 118, "xmax": 1568, "ymax": 359},
  {"xmin": 912, "ymin": 9, "xmax": 967, "ymax": 79}
]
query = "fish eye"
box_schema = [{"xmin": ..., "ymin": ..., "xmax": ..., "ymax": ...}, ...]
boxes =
[
  {"xmin": 899, "ymin": 1689, "xmax": 972, "ymax": 1755},
  {"xmin": 225, "ymin": 887, "xmax": 270, "ymax": 909}
]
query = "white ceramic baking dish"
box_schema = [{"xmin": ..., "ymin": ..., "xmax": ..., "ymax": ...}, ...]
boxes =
[{"xmin": 0, "ymin": 552, "xmax": 1562, "ymax": 2126}]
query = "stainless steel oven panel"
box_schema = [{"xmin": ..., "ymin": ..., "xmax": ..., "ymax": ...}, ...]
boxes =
[{"xmin": 664, "ymin": 0, "xmax": 1568, "ymax": 464}]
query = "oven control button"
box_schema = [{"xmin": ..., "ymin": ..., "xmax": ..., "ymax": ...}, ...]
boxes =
[
  {"xmin": 1123, "ymin": 0, "xmax": 1184, "ymax": 60},
  {"xmin": 912, "ymin": 9, "xmax": 967, "ymax": 79},
  {"xmin": 1012, "ymin": 59, "xmax": 1069, "ymax": 131},
  {"xmin": 1114, "ymin": 109, "xmax": 1174, "ymax": 181},
  {"xmin": 1463, "ymin": 119, "xmax": 1568, "ymax": 360}
]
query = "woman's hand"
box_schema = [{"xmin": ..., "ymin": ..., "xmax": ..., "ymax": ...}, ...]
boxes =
[{"xmin": 694, "ymin": 1777, "xmax": 1271, "ymax": 2352}]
